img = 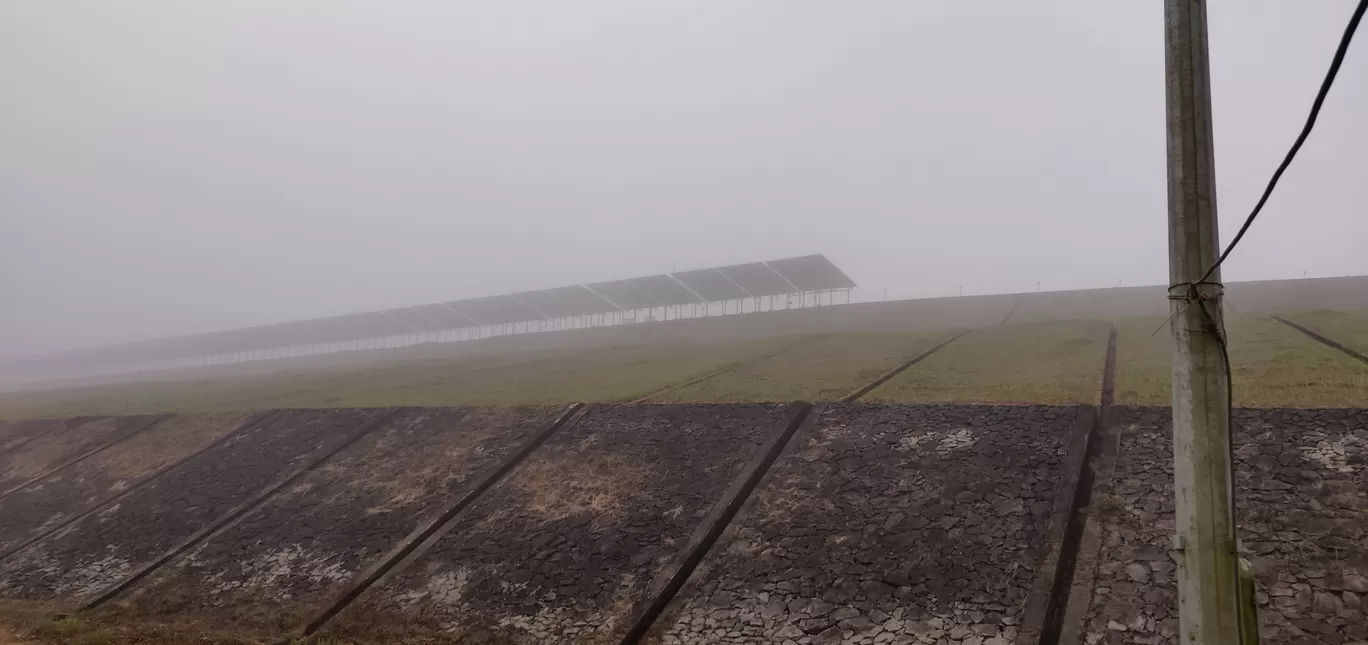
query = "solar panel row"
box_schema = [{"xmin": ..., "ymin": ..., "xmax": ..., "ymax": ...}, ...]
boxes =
[
  {"xmin": 718, "ymin": 262, "xmax": 796, "ymax": 297},
  {"xmin": 384, "ymin": 304, "xmax": 473, "ymax": 333},
  {"xmin": 630, "ymin": 274, "xmax": 702, "ymax": 307},
  {"xmin": 584, "ymin": 280, "xmax": 660, "ymax": 311},
  {"xmin": 766, "ymin": 255, "xmax": 857, "ymax": 291},
  {"xmin": 672, "ymin": 268, "xmax": 749, "ymax": 302},
  {"xmin": 27, "ymin": 255, "xmax": 855, "ymax": 369}
]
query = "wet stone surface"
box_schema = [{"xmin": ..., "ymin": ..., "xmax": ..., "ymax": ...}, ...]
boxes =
[
  {"xmin": 109, "ymin": 406, "xmax": 565, "ymax": 638},
  {"xmin": 0, "ymin": 416, "xmax": 160, "ymax": 495},
  {"xmin": 0, "ymin": 408, "xmax": 393, "ymax": 605},
  {"xmin": 653, "ymin": 403, "xmax": 1080, "ymax": 645},
  {"xmin": 329, "ymin": 403, "xmax": 791, "ymax": 645},
  {"xmin": 0, "ymin": 412, "xmax": 255, "ymax": 556},
  {"xmin": 1080, "ymin": 407, "xmax": 1368, "ymax": 644}
]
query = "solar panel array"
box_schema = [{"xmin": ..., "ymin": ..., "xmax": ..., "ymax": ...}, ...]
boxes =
[
  {"xmin": 28, "ymin": 254, "xmax": 855, "ymax": 370},
  {"xmin": 671, "ymin": 268, "xmax": 749, "ymax": 302},
  {"xmin": 629, "ymin": 274, "xmax": 702, "ymax": 307},
  {"xmin": 585, "ymin": 280, "xmax": 660, "ymax": 310},
  {"xmin": 766, "ymin": 255, "xmax": 857, "ymax": 291},
  {"xmin": 384, "ymin": 304, "xmax": 473, "ymax": 333},
  {"xmin": 718, "ymin": 262, "xmax": 798, "ymax": 297}
]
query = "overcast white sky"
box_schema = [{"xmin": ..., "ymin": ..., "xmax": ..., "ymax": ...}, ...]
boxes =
[{"xmin": 3, "ymin": 0, "xmax": 1366, "ymax": 356}]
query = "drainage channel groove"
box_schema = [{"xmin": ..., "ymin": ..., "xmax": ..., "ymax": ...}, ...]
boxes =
[
  {"xmin": 1273, "ymin": 315, "xmax": 1368, "ymax": 365},
  {"xmin": 629, "ymin": 337, "xmax": 816, "ymax": 404},
  {"xmin": 0, "ymin": 414, "xmax": 173, "ymax": 501},
  {"xmin": 0, "ymin": 417, "xmax": 84, "ymax": 460},
  {"xmin": 618, "ymin": 401, "xmax": 815, "ymax": 645},
  {"xmin": 299, "ymin": 403, "xmax": 588, "ymax": 637},
  {"xmin": 840, "ymin": 330, "xmax": 972, "ymax": 403},
  {"xmin": 1037, "ymin": 324, "xmax": 1117, "ymax": 645},
  {"xmin": 0, "ymin": 410, "xmax": 284, "ymax": 564},
  {"xmin": 1001, "ymin": 296, "xmax": 1021, "ymax": 326},
  {"xmin": 78, "ymin": 408, "xmax": 406, "ymax": 612}
]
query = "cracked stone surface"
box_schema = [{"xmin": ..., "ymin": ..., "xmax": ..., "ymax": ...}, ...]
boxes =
[
  {"xmin": 0, "ymin": 408, "xmax": 392, "ymax": 605},
  {"xmin": 327, "ymin": 403, "xmax": 791, "ymax": 645},
  {"xmin": 651, "ymin": 403, "xmax": 1080, "ymax": 645},
  {"xmin": 0, "ymin": 416, "xmax": 161, "ymax": 494},
  {"xmin": 1080, "ymin": 407, "xmax": 1368, "ymax": 644},
  {"xmin": 106, "ymin": 406, "xmax": 565, "ymax": 639},
  {"xmin": 0, "ymin": 412, "xmax": 254, "ymax": 556},
  {"xmin": 0, "ymin": 418, "xmax": 66, "ymax": 455}
]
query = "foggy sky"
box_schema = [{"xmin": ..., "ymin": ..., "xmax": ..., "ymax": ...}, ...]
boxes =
[{"xmin": 3, "ymin": 0, "xmax": 1367, "ymax": 357}]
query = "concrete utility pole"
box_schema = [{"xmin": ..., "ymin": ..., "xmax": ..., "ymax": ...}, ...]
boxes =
[{"xmin": 1164, "ymin": 0, "xmax": 1244, "ymax": 643}]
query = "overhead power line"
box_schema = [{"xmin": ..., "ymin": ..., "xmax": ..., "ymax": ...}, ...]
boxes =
[
  {"xmin": 1167, "ymin": 1, "xmax": 1364, "ymax": 639},
  {"xmin": 1197, "ymin": 0, "xmax": 1367, "ymax": 284}
]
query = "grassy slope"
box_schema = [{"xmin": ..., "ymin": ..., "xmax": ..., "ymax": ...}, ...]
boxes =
[
  {"xmin": 0, "ymin": 351, "xmax": 538, "ymax": 418},
  {"xmin": 429, "ymin": 337, "xmax": 802, "ymax": 406},
  {"xmin": 5, "ymin": 311, "xmax": 1367, "ymax": 417},
  {"xmin": 0, "ymin": 339, "xmax": 796, "ymax": 418},
  {"xmin": 1284, "ymin": 309, "xmax": 1368, "ymax": 356},
  {"xmin": 655, "ymin": 331, "xmax": 951, "ymax": 403},
  {"xmin": 1113, "ymin": 314, "xmax": 1368, "ymax": 407},
  {"xmin": 865, "ymin": 320, "xmax": 1112, "ymax": 405}
]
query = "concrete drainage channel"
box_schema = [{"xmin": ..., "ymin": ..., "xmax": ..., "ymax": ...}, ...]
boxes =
[
  {"xmin": 628, "ymin": 336, "xmax": 818, "ymax": 404},
  {"xmin": 0, "ymin": 386, "xmax": 1099, "ymax": 643},
  {"xmin": 9, "ymin": 324, "xmax": 1358, "ymax": 644},
  {"xmin": 1273, "ymin": 315, "xmax": 1368, "ymax": 365},
  {"xmin": 615, "ymin": 402, "xmax": 816, "ymax": 645},
  {"xmin": 296, "ymin": 404, "xmax": 586, "ymax": 635},
  {"xmin": 0, "ymin": 410, "xmax": 282, "ymax": 563},
  {"xmin": 838, "ymin": 330, "xmax": 972, "ymax": 404},
  {"xmin": 1026, "ymin": 326, "xmax": 1116, "ymax": 645},
  {"xmin": 1056, "ymin": 323, "xmax": 1368, "ymax": 644}
]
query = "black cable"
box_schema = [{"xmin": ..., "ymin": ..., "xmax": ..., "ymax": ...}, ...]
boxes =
[
  {"xmin": 1198, "ymin": 296, "xmax": 1246, "ymax": 642},
  {"xmin": 1194, "ymin": 0, "xmax": 1367, "ymax": 491},
  {"xmin": 1183, "ymin": 4, "xmax": 1364, "ymax": 636},
  {"xmin": 1197, "ymin": 0, "xmax": 1367, "ymax": 285}
]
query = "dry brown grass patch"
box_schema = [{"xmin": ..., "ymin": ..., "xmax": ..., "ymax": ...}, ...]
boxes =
[
  {"xmin": 94, "ymin": 413, "xmax": 249, "ymax": 481},
  {"xmin": 1, "ymin": 419, "xmax": 117, "ymax": 483},
  {"xmin": 514, "ymin": 453, "xmax": 648, "ymax": 522},
  {"xmin": 319, "ymin": 411, "xmax": 511, "ymax": 508},
  {"xmin": 0, "ymin": 604, "xmax": 261, "ymax": 645}
]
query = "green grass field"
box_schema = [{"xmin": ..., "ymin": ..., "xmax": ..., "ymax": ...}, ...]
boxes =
[
  {"xmin": 0, "ymin": 339, "xmax": 796, "ymax": 418},
  {"xmin": 1284, "ymin": 310, "xmax": 1368, "ymax": 356},
  {"xmin": 3, "ymin": 311, "xmax": 1367, "ymax": 419},
  {"xmin": 864, "ymin": 320, "xmax": 1113, "ymax": 404},
  {"xmin": 654, "ymin": 331, "xmax": 951, "ymax": 403},
  {"xmin": 1113, "ymin": 314, "xmax": 1368, "ymax": 407}
]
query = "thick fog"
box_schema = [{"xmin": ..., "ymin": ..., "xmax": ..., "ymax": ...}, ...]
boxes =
[{"xmin": 3, "ymin": 0, "xmax": 1366, "ymax": 356}]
